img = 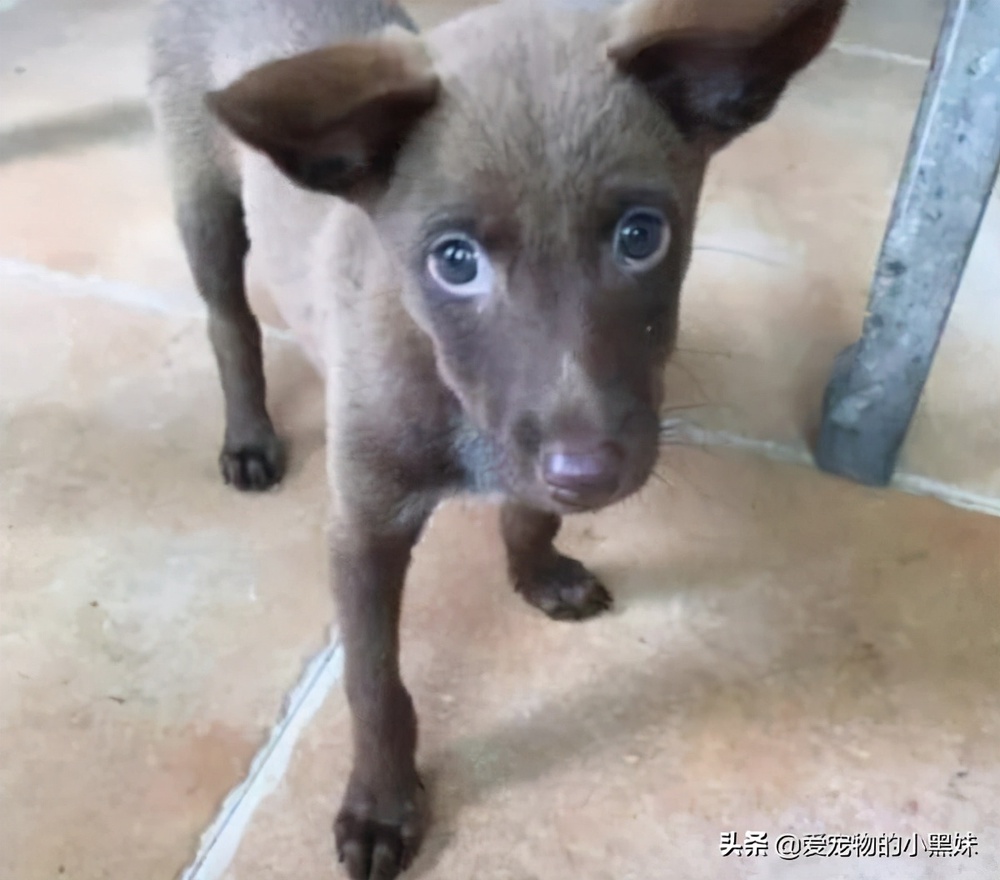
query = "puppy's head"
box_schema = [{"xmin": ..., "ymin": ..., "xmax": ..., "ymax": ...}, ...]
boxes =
[{"xmin": 208, "ymin": 0, "xmax": 845, "ymax": 514}]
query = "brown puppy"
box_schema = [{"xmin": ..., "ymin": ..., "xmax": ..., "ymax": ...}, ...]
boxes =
[{"xmin": 147, "ymin": 0, "xmax": 846, "ymax": 876}]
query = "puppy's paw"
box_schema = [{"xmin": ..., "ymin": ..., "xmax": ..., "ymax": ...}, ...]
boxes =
[
  {"xmin": 515, "ymin": 554, "xmax": 613, "ymax": 621},
  {"xmin": 334, "ymin": 781, "xmax": 425, "ymax": 880},
  {"xmin": 219, "ymin": 435, "xmax": 285, "ymax": 491}
]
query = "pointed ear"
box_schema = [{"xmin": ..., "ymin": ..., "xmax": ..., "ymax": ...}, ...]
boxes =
[
  {"xmin": 607, "ymin": 0, "xmax": 846, "ymax": 148},
  {"xmin": 206, "ymin": 28, "xmax": 439, "ymax": 196}
]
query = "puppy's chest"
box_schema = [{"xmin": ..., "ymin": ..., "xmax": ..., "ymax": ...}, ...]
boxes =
[{"xmin": 452, "ymin": 421, "xmax": 505, "ymax": 498}]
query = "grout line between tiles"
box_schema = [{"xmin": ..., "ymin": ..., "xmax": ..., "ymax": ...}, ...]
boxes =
[
  {"xmin": 7, "ymin": 255, "xmax": 1000, "ymax": 520},
  {"xmin": 0, "ymin": 256, "xmax": 203, "ymax": 317},
  {"xmin": 669, "ymin": 422, "xmax": 1000, "ymax": 519},
  {"xmin": 0, "ymin": 256, "xmax": 300, "ymax": 345},
  {"xmin": 829, "ymin": 41, "xmax": 930, "ymax": 67},
  {"xmin": 665, "ymin": 421, "xmax": 815, "ymax": 468},
  {"xmin": 890, "ymin": 473, "xmax": 1000, "ymax": 519},
  {"xmin": 179, "ymin": 629, "xmax": 345, "ymax": 880}
]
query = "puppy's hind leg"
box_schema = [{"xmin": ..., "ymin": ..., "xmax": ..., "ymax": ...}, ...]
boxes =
[{"xmin": 175, "ymin": 179, "xmax": 285, "ymax": 490}]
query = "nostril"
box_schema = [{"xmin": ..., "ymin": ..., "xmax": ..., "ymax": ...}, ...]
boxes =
[{"xmin": 542, "ymin": 442, "xmax": 624, "ymax": 499}]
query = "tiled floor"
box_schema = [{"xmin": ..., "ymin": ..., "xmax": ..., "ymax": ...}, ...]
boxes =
[{"xmin": 1, "ymin": 1, "xmax": 998, "ymax": 879}]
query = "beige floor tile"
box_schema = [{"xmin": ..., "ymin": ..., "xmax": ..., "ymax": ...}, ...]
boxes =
[
  {"xmin": 0, "ymin": 0, "xmax": 152, "ymax": 130},
  {"xmin": 903, "ymin": 192, "xmax": 1000, "ymax": 497},
  {"xmin": 0, "ymin": 139, "xmax": 197, "ymax": 305},
  {"xmin": 0, "ymin": 282, "xmax": 331, "ymax": 880},
  {"xmin": 220, "ymin": 447, "xmax": 1000, "ymax": 880},
  {"xmin": 835, "ymin": 0, "xmax": 946, "ymax": 61}
]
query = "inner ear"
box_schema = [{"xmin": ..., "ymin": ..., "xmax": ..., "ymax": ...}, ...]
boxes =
[
  {"xmin": 206, "ymin": 30, "xmax": 440, "ymax": 197},
  {"xmin": 608, "ymin": 0, "xmax": 847, "ymax": 147}
]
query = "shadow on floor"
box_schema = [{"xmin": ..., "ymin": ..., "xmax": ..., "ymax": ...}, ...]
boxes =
[{"xmin": 0, "ymin": 101, "xmax": 153, "ymax": 165}]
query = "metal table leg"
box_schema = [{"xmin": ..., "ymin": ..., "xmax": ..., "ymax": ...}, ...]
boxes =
[{"xmin": 814, "ymin": 0, "xmax": 1000, "ymax": 487}]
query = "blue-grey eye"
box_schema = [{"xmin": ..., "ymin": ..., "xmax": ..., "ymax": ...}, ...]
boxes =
[
  {"xmin": 427, "ymin": 234, "xmax": 494, "ymax": 296},
  {"xmin": 614, "ymin": 208, "xmax": 670, "ymax": 271}
]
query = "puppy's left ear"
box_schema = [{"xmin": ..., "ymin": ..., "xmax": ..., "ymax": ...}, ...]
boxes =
[{"xmin": 607, "ymin": 0, "xmax": 846, "ymax": 149}]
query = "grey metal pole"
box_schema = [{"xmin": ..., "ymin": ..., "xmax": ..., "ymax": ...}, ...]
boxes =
[{"xmin": 814, "ymin": 0, "xmax": 1000, "ymax": 486}]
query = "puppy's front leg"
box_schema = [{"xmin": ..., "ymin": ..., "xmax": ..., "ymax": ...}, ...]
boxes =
[
  {"xmin": 332, "ymin": 520, "xmax": 427, "ymax": 880},
  {"xmin": 501, "ymin": 501, "xmax": 613, "ymax": 621}
]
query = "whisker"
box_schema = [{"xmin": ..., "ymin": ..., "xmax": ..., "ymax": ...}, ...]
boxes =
[
  {"xmin": 674, "ymin": 346, "xmax": 733, "ymax": 359},
  {"xmin": 691, "ymin": 243, "xmax": 787, "ymax": 268},
  {"xmin": 661, "ymin": 401, "xmax": 712, "ymax": 414},
  {"xmin": 650, "ymin": 468, "xmax": 673, "ymax": 487},
  {"xmin": 665, "ymin": 357, "xmax": 711, "ymax": 402}
]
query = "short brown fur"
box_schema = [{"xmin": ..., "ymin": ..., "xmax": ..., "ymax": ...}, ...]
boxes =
[{"xmin": 147, "ymin": 1, "xmax": 845, "ymax": 876}]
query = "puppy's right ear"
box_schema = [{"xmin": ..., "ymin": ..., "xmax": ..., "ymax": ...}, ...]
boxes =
[{"xmin": 206, "ymin": 28, "xmax": 439, "ymax": 197}]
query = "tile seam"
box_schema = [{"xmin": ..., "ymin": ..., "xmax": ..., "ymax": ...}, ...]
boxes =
[
  {"xmin": 0, "ymin": 256, "xmax": 299, "ymax": 344},
  {"xmin": 829, "ymin": 40, "xmax": 930, "ymax": 67},
  {"xmin": 667, "ymin": 423, "xmax": 1000, "ymax": 519},
  {"xmin": 178, "ymin": 629, "xmax": 344, "ymax": 880}
]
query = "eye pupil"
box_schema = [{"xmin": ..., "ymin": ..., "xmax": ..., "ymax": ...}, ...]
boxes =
[
  {"xmin": 615, "ymin": 210, "xmax": 667, "ymax": 267},
  {"xmin": 434, "ymin": 239, "xmax": 478, "ymax": 286},
  {"xmin": 622, "ymin": 224, "xmax": 653, "ymax": 256}
]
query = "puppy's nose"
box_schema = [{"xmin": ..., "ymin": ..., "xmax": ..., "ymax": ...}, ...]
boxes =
[{"xmin": 542, "ymin": 442, "xmax": 624, "ymax": 507}]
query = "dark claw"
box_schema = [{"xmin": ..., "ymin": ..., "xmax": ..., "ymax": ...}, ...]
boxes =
[
  {"xmin": 219, "ymin": 437, "xmax": 285, "ymax": 491},
  {"xmin": 334, "ymin": 788, "xmax": 424, "ymax": 880},
  {"xmin": 516, "ymin": 554, "xmax": 614, "ymax": 621}
]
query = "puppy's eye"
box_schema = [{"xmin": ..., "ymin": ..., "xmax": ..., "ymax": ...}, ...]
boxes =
[
  {"xmin": 613, "ymin": 208, "xmax": 670, "ymax": 272},
  {"xmin": 427, "ymin": 234, "xmax": 494, "ymax": 296}
]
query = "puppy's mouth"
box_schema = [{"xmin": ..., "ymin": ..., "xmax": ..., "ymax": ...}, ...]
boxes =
[
  {"xmin": 548, "ymin": 490, "xmax": 603, "ymax": 514},
  {"xmin": 540, "ymin": 477, "xmax": 645, "ymax": 515}
]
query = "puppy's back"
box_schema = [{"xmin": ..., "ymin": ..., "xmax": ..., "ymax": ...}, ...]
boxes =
[{"xmin": 151, "ymin": 0, "xmax": 416, "ymax": 90}]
